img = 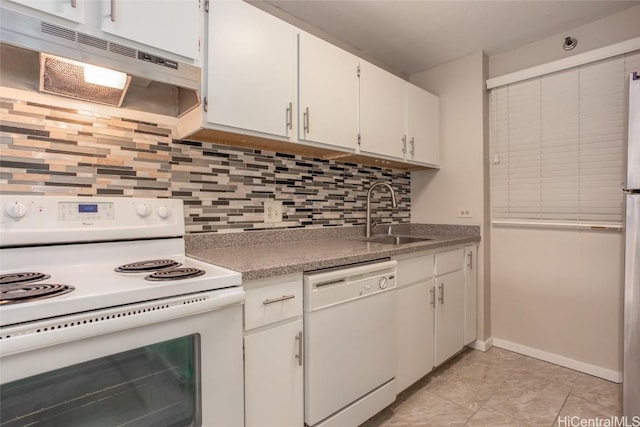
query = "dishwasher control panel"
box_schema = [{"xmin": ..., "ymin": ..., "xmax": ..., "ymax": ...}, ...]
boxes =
[
  {"xmin": 304, "ymin": 260, "xmax": 397, "ymax": 311},
  {"xmin": 359, "ymin": 275, "xmax": 394, "ymax": 296}
]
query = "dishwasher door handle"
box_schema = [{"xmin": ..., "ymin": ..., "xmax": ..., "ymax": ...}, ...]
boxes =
[{"xmin": 263, "ymin": 294, "xmax": 295, "ymax": 305}]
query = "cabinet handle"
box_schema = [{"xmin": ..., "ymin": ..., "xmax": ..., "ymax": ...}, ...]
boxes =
[
  {"xmin": 262, "ymin": 294, "xmax": 295, "ymax": 305},
  {"xmin": 286, "ymin": 102, "xmax": 293, "ymax": 131},
  {"xmin": 70, "ymin": 0, "xmax": 77, "ymax": 8},
  {"xmin": 429, "ymin": 287, "xmax": 436, "ymax": 308},
  {"xmin": 467, "ymin": 251, "xmax": 473, "ymax": 269},
  {"xmin": 110, "ymin": 0, "xmax": 116, "ymax": 21},
  {"xmin": 410, "ymin": 137, "xmax": 415, "ymax": 157},
  {"xmin": 438, "ymin": 283, "xmax": 444, "ymax": 304},
  {"xmin": 295, "ymin": 331, "xmax": 303, "ymax": 366},
  {"xmin": 402, "ymin": 135, "xmax": 407, "ymax": 155},
  {"xmin": 303, "ymin": 107, "xmax": 310, "ymax": 134}
]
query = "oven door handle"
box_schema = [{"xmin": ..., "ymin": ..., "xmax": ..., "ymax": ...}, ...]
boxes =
[{"xmin": 0, "ymin": 288, "xmax": 245, "ymax": 357}]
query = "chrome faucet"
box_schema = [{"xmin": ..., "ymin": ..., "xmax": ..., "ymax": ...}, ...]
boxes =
[{"xmin": 366, "ymin": 181, "xmax": 398, "ymax": 238}]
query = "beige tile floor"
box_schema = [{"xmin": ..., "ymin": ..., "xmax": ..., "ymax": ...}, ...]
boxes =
[{"xmin": 361, "ymin": 347, "xmax": 622, "ymax": 427}]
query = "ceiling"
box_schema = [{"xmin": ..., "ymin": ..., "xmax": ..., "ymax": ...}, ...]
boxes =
[{"xmin": 260, "ymin": 0, "xmax": 640, "ymax": 76}]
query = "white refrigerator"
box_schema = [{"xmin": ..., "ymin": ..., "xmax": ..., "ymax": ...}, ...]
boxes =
[{"xmin": 624, "ymin": 71, "xmax": 640, "ymax": 418}]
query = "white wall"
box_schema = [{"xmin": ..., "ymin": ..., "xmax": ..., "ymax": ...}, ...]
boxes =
[
  {"xmin": 490, "ymin": 5, "xmax": 640, "ymax": 78},
  {"xmin": 492, "ymin": 227, "xmax": 624, "ymax": 377},
  {"xmin": 409, "ymin": 51, "xmax": 491, "ymax": 342}
]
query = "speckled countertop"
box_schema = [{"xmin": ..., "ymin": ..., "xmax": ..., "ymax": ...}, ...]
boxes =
[{"xmin": 186, "ymin": 224, "xmax": 480, "ymax": 281}]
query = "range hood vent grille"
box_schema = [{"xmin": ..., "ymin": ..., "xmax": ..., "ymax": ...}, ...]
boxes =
[
  {"xmin": 77, "ymin": 33, "xmax": 108, "ymax": 51},
  {"xmin": 41, "ymin": 22, "xmax": 133, "ymax": 57},
  {"xmin": 109, "ymin": 42, "xmax": 136, "ymax": 58},
  {"xmin": 41, "ymin": 22, "xmax": 74, "ymax": 42}
]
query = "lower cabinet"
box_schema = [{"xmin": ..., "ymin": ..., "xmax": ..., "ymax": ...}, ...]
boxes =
[
  {"xmin": 433, "ymin": 268, "xmax": 465, "ymax": 366},
  {"xmin": 244, "ymin": 319, "xmax": 304, "ymax": 427},
  {"xmin": 243, "ymin": 274, "xmax": 304, "ymax": 427},
  {"xmin": 394, "ymin": 244, "xmax": 477, "ymax": 394},
  {"xmin": 396, "ymin": 280, "xmax": 434, "ymax": 392},
  {"xmin": 464, "ymin": 245, "xmax": 478, "ymax": 345}
]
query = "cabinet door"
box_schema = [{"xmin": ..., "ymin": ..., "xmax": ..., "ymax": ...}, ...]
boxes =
[
  {"xmin": 100, "ymin": 0, "xmax": 199, "ymax": 59},
  {"xmin": 6, "ymin": 0, "xmax": 85, "ymax": 23},
  {"xmin": 407, "ymin": 83, "xmax": 440, "ymax": 166},
  {"xmin": 359, "ymin": 61, "xmax": 406, "ymax": 160},
  {"xmin": 464, "ymin": 245, "xmax": 477, "ymax": 345},
  {"xmin": 244, "ymin": 319, "xmax": 303, "ymax": 427},
  {"xmin": 434, "ymin": 269, "xmax": 465, "ymax": 366},
  {"xmin": 396, "ymin": 281, "xmax": 434, "ymax": 393},
  {"xmin": 207, "ymin": 0, "xmax": 296, "ymax": 140},
  {"xmin": 298, "ymin": 32, "xmax": 359, "ymax": 151}
]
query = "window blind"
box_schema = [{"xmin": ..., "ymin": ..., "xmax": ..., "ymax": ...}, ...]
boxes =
[{"xmin": 490, "ymin": 52, "xmax": 640, "ymax": 228}]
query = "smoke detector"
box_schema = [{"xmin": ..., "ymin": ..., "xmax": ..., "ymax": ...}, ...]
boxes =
[{"xmin": 562, "ymin": 37, "xmax": 577, "ymax": 51}]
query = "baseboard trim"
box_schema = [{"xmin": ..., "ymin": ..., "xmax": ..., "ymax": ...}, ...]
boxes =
[
  {"xmin": 492, "ymin": 338, "xmax": 622, "ymax": 383},
  {"xmin": 468, "ymin": 337, "xmax": 494, "ymax": 352}
]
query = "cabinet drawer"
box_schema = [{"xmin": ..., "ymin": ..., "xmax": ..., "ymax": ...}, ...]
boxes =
[
  {"xmin": 245, "ymin": 276, "xmax": 303, "ymax": 331},
  {"xmin": 435, "ymin": 248, "xmax": 464, "ymax": 276},
  {"xmin": 395, "ymin": 253, "xmax": 434, "ymax": 288}
]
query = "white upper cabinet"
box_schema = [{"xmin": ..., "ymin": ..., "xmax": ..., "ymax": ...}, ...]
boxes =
[
  {"xmin": 6, "ymin": 0, "xmax": 86, "ymax": 23},
  {"xmin": 298, "ymin": 31, "xmax": 359, "ymax": 151},
  {"xmin": 207, "ymin": 0, "xmax": 296, "ymax": 140},
  {"xmin": 358, "ymin": 61, "xmax": 440, "ymax": 166},
  {"xmin": 99, "ymin": 0, "xmax": 200, "ymax": 59},
  {"xmin": 407, "ymin": 83, "xmax": 440, "ymax": 166},
  {"xmin": 359, "ymin": 61, "xmax": 407, "ymax": 160}
]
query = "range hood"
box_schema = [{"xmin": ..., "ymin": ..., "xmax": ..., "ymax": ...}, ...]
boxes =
[{"xmin": 0, "ymin": 8, "xmax": 201, "ymax": 117}]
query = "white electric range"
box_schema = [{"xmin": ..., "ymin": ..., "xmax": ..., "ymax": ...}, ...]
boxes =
[{"xmin": 0, "ymin": 195, "xmax": 245, "ymax": 427}]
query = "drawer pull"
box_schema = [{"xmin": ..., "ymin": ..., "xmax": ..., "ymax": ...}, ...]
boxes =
[{"xmin": 262, "ymin": 294, "xmax": 295, "ymax": 305}]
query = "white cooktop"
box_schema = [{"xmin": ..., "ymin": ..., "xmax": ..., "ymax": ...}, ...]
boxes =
[
  {"xmin": 0, "ymin": 196, "xmax": 241, "ymax": 327},
  {"xmin": 0, "ymin": 238, "xmax": 241, "ymax": 327}
]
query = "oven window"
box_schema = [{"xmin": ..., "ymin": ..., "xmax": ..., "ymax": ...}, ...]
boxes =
[{"xmin": 0, "ymin": 334, "xmax": 201, "ymax": 427}]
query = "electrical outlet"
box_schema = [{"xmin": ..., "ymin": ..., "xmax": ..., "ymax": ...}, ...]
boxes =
[
  {"xmin": 457, "ymin": 208, "xmax": 472, "ymax": 218},
  {"xmin": 264, "ymin": 201, "xmax": 282, "ymax": 223}
]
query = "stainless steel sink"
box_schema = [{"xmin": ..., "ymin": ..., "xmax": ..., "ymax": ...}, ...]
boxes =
[{"xmin": 363, "ymin": 235, "xmax": 433, "ymax": 245}]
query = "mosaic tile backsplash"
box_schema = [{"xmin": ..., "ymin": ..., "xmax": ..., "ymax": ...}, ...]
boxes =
[{"xmin": 0, "ymin": 97, "xmax": 411, "ymax": 233}]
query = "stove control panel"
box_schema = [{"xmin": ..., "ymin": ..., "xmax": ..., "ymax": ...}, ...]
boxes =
[
  {"xmin": 59, "ymin": 202, "xmax": 115, "ymax": 222},
  {"xmin": 0, "ymin": 196, "xmax": 185, "ymax": 247}
]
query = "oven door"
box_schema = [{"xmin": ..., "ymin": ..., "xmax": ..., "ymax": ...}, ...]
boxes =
[{"xmin": 0, "ymin": 287, "xmax": 244, "ymax": 427}]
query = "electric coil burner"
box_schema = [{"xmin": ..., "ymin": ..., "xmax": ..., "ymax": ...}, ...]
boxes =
[
  {"xmin": 0, "ymin": 272, "xmax": 73, "ymax": 305},
  {"xmin": 115, "ymin": 259, "xmax": 181, "ymax": 273},
  {"xmin": 146, "ymin": 267, "xmax": 206, "ymax": 281},
  {"xmin": 0, "ymin": 272, "xmax": 51, "ymax": 285},
  {"xmin": 1, "ymin": 283, "xmax": 75, "ymax": 305}
]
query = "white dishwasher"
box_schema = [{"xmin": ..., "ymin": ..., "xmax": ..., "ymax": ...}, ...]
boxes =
[{"xmin": 304, "ymin": 259, "xmax": 397, "ymax": 427}]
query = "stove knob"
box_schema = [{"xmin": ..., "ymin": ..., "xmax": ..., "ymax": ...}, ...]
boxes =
[
  {"xmin": 157, "ymin": 205, "xmax": 171, "ymax": 219},
  {"xmin": 5, "ymin": 201, "xmax": 29, "ymax": 219},
  {"xmin": 136, "ymin": 203, "xmax": 151, "ymax": 217},
  {"xmin": 379, "ymin": 276, "xmax": 389, "ymax": 290}
]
